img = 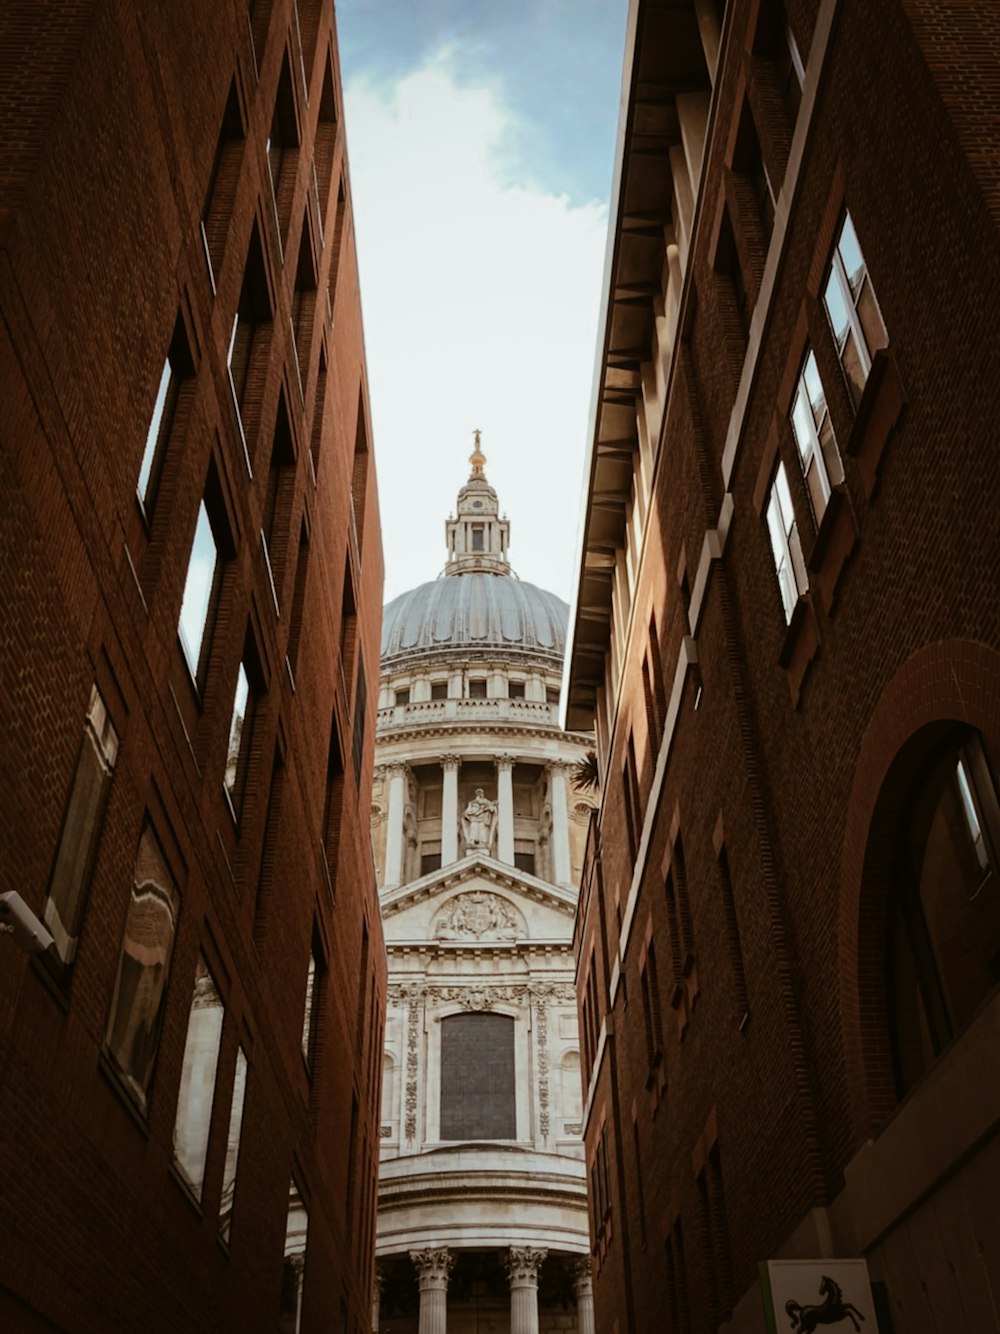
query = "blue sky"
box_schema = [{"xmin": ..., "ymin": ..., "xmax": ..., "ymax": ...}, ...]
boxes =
[{"xmin": 336, "ymin": 1, "xmax": 628, "ymax": 603}]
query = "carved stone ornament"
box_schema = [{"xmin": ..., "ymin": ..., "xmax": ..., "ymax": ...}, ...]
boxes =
[
  {"xmin": 410, "ymin": 1247, "xmax": 455, "ymax": 1289},
  {"xmin": 370, "ymin": 803, "xmax": 385, "ymax": 827},
  {"xmin": 572, "ymin": 1256, "xmax": 593, "ymax": 1295},
  {"xmin": 505, "ymin": 1246, "xmax": 548, "ymax": 1287},
  {"xmin": 405, "ymin": 996, "xmax": 421, "ymax": 1142},
  {"xmin": 536, "ymin": 995, "xmax": 550, "ymax": 1139},
  {"xmin": 434, "ymin": 890, "xmax": 523, "ymax": 941}
]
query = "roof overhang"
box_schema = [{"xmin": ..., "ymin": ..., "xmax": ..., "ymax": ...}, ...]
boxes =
[{"xmin": 563, "ymin": 0, "xmax": 710, "ymax": 733}]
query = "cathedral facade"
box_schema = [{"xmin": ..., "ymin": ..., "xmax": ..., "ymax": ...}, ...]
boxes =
[{"xmin": 371, "ymin": 445, "xmax": 596, "ymax": 1334}]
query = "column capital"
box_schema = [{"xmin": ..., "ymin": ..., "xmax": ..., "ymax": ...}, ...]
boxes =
[
  {"xmin": 386, "ymin": 760, "xmax": 409, "ymax": 778},
  {"xmin": 548, "ymin": 758, "xmax": 574, "ymax": 776},
  {"xmin": 495, "ymin": 752, "xmax": 516, "ymax": 771},
  {"xmin": 410, "ymin": 1247, "xmax": 455, "ymax": 1291},
  {"xmin": 505, "ymin": 1246, "xmax": 547, "ymax": 1289},
  {"xmin": 440, "ymin": 753, "xmax": 461, "ymax": 771},
  {"xmin": 572, "ymin": 1256, "xmax": 593, "ymax": 1295}
]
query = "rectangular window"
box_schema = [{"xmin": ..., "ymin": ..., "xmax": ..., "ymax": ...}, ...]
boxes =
[
  {"xmin": 172, "ymin": 955, "xmax": 225, "ymax": 1200},
  {"xmin": 225, "ymin": 661, "xmax": 252, "ymax": 814},
  {"xmin": 178, "ymin": 500, "xmax": 221, "ymax": 681},
  {"xmin": 823, "ymin": 210, "xmax": 888, "ymax": 408},
  {"xmin": 514, "ymin": 850, "xmax": 536, "ymax": 875},
  {"xmin": 440, "ymin": 1012, "xmax": 516, "ymax": 1139},
  {"xmin": 546, "ymin": 686, "xmax": 560, "ymax": 705},
  {"xmin": 421, "ymin": 851, "xmax": 442, "ymax": 875},
  {"xmin": 471, "ymin": 525, "xmax": 485, "ymax": 551},
  {"xmin": 431, "ymin": 681, "xmax": 448, "ymax": 700},
  {"xmin": 394, "ymin": 688, "xmax": 410, "ymax": 706},
  {"xmin": 278, "ymin": 1181, "xmax": 308, "ymax": 1334},
  {"xmin": 301, "ymin": 938, "xmax": 323, "ymax": 1070},
  {"xmin": 137, "ymin": 319, "xmax": 194, "ymax": 519},
  {"xmin": 219, "ymin": 1046, "xmax": 248, "ymax": 1243},
  {"xmin": 507, "ymin": 680, "xmax": 525, "ymax": 699},
  {"xmin": 468, "ymin": 678, "xmax": 487, "ymax": 699},
  {"xmin": 105, "ymin": 823, "xmax": 181, "ymax": 1113},
  {"xmin": 790, "ymin": 348, "xmax": 842, "ymax": 524},
  {"xmin": 765, "ymin": 461, "xmax": 807, "ymax": 623},
  {"xmin": 43, "ymin": 685, "xmax": 119, "ymax": 974}
]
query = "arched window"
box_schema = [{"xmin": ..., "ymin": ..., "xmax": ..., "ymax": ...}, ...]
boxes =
[
  {"xmin": 439, "ymin": 1012, "xmax": 516, "ymax": 1139},
  {"xmin": 888, "ymin": 733, "xmax": 1000, "ymax": 1096}
]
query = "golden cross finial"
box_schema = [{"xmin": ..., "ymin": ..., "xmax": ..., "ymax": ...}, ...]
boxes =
[{"xmin": 469, "ymin": 428, "xmax": 486, "ymax": 478}]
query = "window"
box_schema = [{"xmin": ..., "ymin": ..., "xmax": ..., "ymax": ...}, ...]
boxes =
[
  {"xmin": 301, "ymin": 935, "xmax": 324, "ymax": 1070},
  {"xmin": 266, "ymin": 56, "xmax": 300, "ymax": 250},
  {"xmin": 178, "ymin": 497, "xmax": 224, "ymax": 683},
  {"xmin": 431, "ymin": 681, "xmax": 448, "ymax": 701},
  {"xmin": 42, "ymin": 685, "xmax": 119, "ymax": 976},
  {"xmin": 224, "ymin": 660, "xmax": 253, "ymax": 815},
  {"xmin": 172, "ymin": 955, "xmax": 225, "ymax": 1200},
  {"xmin": 823, "ymin": 210, "xmax": 888, "ymax": 408},
  {"xmin": 440, "ymin": 1012, "xmax": 516, "ymax": 1139},
  {"xmin": 278, "ymin": 1181, "xmax": 308, "ymax": 1334},
  {"xmin": 291, "ymin": 230, "xmax": 316, "ymax": 397},
  {"xmin": 546, "ymin": 686, "xmax": 560, "ymax": 706},
  {"xmin": 514, "ymin": 850, "xmax": 536, "ymax": 875},
  {"xmin": 219, "ymin": 1047, "xmax": 248, "ymax": 1243},
  {"xmin": 229, "ymin": 224, "xmax": 273, "ymax": 459},
  {"xmin": 507, "ymin": 680, "xmax": 525, "ymax": 700},
  {"xmin": 888, "ymin": 734, "xmax": 1000, "ymax": 1098},
  {"xmin": 765, "ymin": 461, "xmax": 807, "ymax": 623},
  {"xmin": 200, "ymin": 81, "xmax": 244, "ymax": 291},
  {"xmin": 262, "ymin": 394, "xmax": 296, "ymax": 611},
  {"xmin": 623, "ymin": 733, "xmax": 642, "ymax": 862},
  {"xmin": 105, "ymin": 823, "xmax": 181, "ymax": 1113},
  {"xmin": 468, "ymin": 678, "xmax": 487, "ymax": 699},
  {"xmin": 136, "ymin": 321, "xmax": 193, "ymax": 517},
  {"xmin": 471, "ymin": 525, "xmax": 484, "ymax": 551},
  {"xmin": 394, "ymin": 688, "xmax": 410, "ymax": 706},
  {"xmin": 790, "ymin": 348, "xmax": 842, "ymax": 524},
  {"xmin": 421, "ymin": 851, "xmax": 442, "ymax": 875}
]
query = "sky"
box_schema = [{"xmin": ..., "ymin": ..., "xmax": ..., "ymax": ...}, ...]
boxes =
[{"xmin": 336, "ymin": 0, "xmax": 628, "ymax": 606}]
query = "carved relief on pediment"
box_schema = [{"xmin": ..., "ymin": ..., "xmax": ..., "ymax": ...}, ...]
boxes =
[{"xmin": 433, "ymin": 890, "xmax": 526, "ymax": 941}]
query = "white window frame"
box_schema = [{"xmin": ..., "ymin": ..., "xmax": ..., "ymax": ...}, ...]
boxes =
[
  {"xmin": 766, "ymin": 462, "xmax": 807, "ymax": 623},
  {"xmin": 789, "ymin": 348, "xmax": 840, "ymax": 524},
  {"xmin": 823, "ymin": 211, "xmax": 887, "ymax": 401}
]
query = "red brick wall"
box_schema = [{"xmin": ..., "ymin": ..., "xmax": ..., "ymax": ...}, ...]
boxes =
[
  {"xmin": 0, "ymin": 2, "xmax": 385, "ymax": 1330},
  {"xmin": 578, "ymin": 1, "xmax": 1000, "ymax": 1329}
]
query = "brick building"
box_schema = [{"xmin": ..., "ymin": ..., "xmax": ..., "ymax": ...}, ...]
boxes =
[
  {"xmin": 0, "ymin": 3, "xmax": 385, "ymax": 1331},
  {"xmin": 564, "ymin": 1, "xmax": 1000, "ymax": 1331}
]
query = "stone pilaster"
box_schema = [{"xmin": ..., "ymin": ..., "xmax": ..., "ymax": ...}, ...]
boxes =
[
  {"xmin": 410, "ymin": 1247, "xmax": 454, "ymax": 1334},
  {"xmin": 496, "ymin": 753, "xmax": 515, "ymax": 865},
  {"xmin": 573, "ymin": 1257, "xmax": 595, "ymax": 1334},
  {"xmin": 505, "ymin": 1247, "xmax": 547, "ymax": 1334},
  {"xmin": 548, "ymin": 761, "xmax": 571, "ymax": 886},
  {"xmin": 441, "ymin": 753, "xmax": 460, "ymax": 865},
  {"xmin": 384, "ymin": 762, "xmax": 408, "ymax": 888}
]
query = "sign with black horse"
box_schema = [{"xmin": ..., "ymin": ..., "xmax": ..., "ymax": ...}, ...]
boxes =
[{"xmin": 760, "ymin": 1259, "xmax": 879, "ymax": 1334}]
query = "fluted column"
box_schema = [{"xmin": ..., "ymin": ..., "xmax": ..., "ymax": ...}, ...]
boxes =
[
  {"xmin": 505, "ymin": 1247, "xmax": 547, "ymax": 1334},
  {"xmin": 573, "ymin": 1258, "xmax": 595, "ymax": 1334},
  {"xmin": 410, "ymin": 1248, "xmax": 454, "ymax": 1334},
  {"xmin": 441, "ymin": 754, "xmax": 460, "ymax": 865},
  {"xmin": 385, "ymin": 762, "xmax": 407, "ymax": 888},
  {"xmin": 549, "ymin": 762, "xmax": 571, "ymax": 886},
  {"xmin": 496, "ymin": 754, "xmax": 515, "ymax": 864},
  {"xmin": 372, "ymin": 1263, "xmax": 384, "ymax": 1334}
]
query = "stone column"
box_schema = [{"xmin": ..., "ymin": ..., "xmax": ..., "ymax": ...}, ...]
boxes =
[
  {"xmin": 410, "ymin": 1248, "xmax": 454, "ymax": 1334},
  {"xmin": 573, "ymin": 1258, "xmax": 595, "ymax": 1334},
  {"xmin": 496, "ymin": 754, "xmax": 515, "ymax": 865},
  {"xmin": 549, "ymin": 762, "xmax": 571, "ymax": 886},
  {"xmin": 384, "ymin": 762, "xmax": 407, "ymax": 888},
  {"xmin": 372, "ymin": 1263, "xmax": 384, "ymax": 1333},
  {"xmin": 505, "ymin": 1247, "xmax": 547, "ymax": 1334},
  {"xmin": 441, "ymin": 754, "xmax": 460, "ymax": 865}
]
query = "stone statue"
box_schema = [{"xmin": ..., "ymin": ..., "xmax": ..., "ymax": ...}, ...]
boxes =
[{"xmin": 462, "ymin": 787, "xmax": 497, "ymax": 853}]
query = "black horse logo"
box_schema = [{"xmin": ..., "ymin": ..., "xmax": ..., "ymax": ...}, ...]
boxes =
[{"xmin": 785, "ymin": 1274, "xmax": 865, "ymax": 1332}]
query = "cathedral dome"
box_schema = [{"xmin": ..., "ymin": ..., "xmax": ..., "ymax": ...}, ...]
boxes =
[{"xmin": 381, "ymin": 573, "xmax": 568, "ymax": 666}]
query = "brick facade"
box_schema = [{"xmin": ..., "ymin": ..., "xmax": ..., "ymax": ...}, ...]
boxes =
[
  {"xmin": 0, "ymin": 3, "xmax": 385, "ymax": 1331},
  {"xmin": 566, "ymin": 2, "xmax": 1000, "ymax": 1331}
]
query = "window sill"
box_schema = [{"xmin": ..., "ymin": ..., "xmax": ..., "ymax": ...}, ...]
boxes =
[
  {"xmin": 777, "ymin": 593, "xmax": 820, "ymax": 708},
  {"xmin": 845, "ymin": 347, "xmax": 906, "ymax": 498},
  {"xmin": 805, "ymin": 485, "xmax": 859, "ymax": 617},
  {"xmin": 98, "ymin": 1048, "xmax": 151, "ymax": 1138}
]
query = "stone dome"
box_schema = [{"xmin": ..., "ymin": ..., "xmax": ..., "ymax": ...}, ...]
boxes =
[{"xmin": 381, "ymin": 573, "xmax": 568, "ymax": 667}]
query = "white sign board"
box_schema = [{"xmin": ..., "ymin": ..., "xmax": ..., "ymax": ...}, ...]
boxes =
[{"xmin": 760, "ymin": 1259, "xmax": 879, "ymax": 1334}]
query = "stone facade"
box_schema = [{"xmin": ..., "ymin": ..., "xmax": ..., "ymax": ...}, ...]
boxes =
[{"xmin": 374, "ymin": 447, "xmax": 596, "ymax": 1334}]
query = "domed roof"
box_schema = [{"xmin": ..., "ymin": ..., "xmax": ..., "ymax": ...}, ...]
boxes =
[{"xmin": 381, "ymin": 573, "xmax": 568, "ymax": 666}]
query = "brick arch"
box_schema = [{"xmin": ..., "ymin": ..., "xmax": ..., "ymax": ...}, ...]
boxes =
[{"xmin": 839, "ymin": 638, "xmax": 1000, "ymax": 1136}]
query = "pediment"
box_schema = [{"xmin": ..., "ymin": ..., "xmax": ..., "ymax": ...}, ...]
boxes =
[{"xmin": 379, "ymin": 854, "xmax": 577, "ymax": 945}]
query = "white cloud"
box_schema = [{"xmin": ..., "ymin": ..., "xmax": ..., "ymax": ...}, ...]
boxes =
[{"xmin": 344, "ymin": 50, "xmax": 608, "ymax": 605}]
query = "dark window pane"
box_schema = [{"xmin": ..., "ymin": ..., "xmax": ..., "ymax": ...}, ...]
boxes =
[{"xmin": 440, "ymin": 1012, "xmax": 515, "ymax": 1139}]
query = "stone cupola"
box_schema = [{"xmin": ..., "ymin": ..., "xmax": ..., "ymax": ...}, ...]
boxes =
[{"xmin": 444, "ymin": 431, "xmax": 511, "ymax": 576}]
